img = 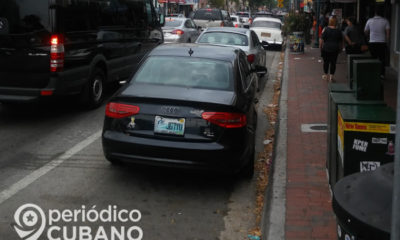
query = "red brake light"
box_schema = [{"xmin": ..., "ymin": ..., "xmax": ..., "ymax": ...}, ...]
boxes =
[
  {"xmin": 220, "ymin": 22, "xmax": 224, "ymax": 27},
  {"xmin": 171, "ymin": 29, "xmax": 184, "ymax": 35},
  {"xmin": 235, "ymin": 24, "xmax": 239, "ymax": 28},
  {"xmin": 207, "ymin": 8, "xmax": 212, "ymax": 11},
  {"xmin": 249, "ymin": 18, "xmax": 253, "ymax": 24},
  {"xmin": 202, "ymin": 112, "xmax": 247, "ymax": 128},
  {"xmin": 105, "ymin": 102, "xmax": 140, "ymax": 119},
  {"xmin": 40, "ymin": 90, "xmax": 53, "ymax": 96},
  {"xmin": 247, "ymin": 54, "xmax": 255, "ymax": 64},
  {"xmin": 50, "ymin": 34, "xmax": 64, "ymax": 72}
]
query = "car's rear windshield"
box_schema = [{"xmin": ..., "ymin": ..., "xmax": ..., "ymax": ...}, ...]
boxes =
[
  {"xmin": 0, "ymin": 0, "xmax": 50, "ymax": 35},
  {"xmin": 193, "ymin": 9, "xmax": 221, "ymax": 20},
  {"xmin": 132, "ymin": 56, "xmax": 233, "ymax": 90},
  {"xmin": 198, "ymin": 32, "xmax": 248, "ymax": 46},
  {"xmin": 165, "ymin": 19, "xmax": 183, "ymax": 27},
  {"xmin": 252, "ymin": 21, "xmax": 281, "ymax": 29}
]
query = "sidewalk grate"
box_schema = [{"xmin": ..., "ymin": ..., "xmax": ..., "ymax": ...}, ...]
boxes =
[{"xmin": 301, "ymin": 123, "xmax": 328, "ymax": 132}]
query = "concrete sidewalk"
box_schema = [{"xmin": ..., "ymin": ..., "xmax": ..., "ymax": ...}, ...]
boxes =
[{"xmin": 264, "ymin": 46, "xmax": 398, "ymax": 240}]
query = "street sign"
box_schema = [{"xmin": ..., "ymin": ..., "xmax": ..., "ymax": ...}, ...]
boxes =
[
  {"xmin": 277, "ymin": 2, "xmax": 284, "ymax": 7},
  {"xmin": 277, "ymin": 0, "xmax": 283, "ymax": 3}
]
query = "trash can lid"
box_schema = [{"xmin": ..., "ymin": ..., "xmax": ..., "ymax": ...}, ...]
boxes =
[
  {"xmin": 330, "ymin": 92, "xmax": 386, "ymax": 105},
  {"xmin": 338, "ymin": 105, "xmax": 396, "ymax": 124},
  {"xmin": 332, "ymin": 163, "xmax": 393, "ymax": 237}
]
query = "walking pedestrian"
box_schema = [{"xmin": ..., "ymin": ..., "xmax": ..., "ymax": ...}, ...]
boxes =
[
  {"xmin": 364, "ymin": 7, "xmax": 390, "ymax": 77},
  {"xmin": 344, "ymin": 17, "xmax": 365, "ymax": 54},
  {"xmin": 320, "ymin": 17, "xmax": 343, "ymax": 82}
]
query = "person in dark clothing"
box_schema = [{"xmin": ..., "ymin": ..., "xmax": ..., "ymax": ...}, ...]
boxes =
[
  {"xmin": 344, "ymin": 17, "xmax": 365, "ymax": 54},
  {"xmin": 320, "ymin": 17, "xmax": 343, "ymax": 82}
]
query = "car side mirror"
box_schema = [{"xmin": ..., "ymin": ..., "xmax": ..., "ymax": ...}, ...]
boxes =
[
  {"xmin": 244, "ymin": 24, "xmax": 250, "ymax": 29},
  {"xmin": 197, "ymin": 26, "xmax": 202, "ymax": 30}
]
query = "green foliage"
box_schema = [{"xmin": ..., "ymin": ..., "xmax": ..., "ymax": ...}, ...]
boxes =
[
  {"xmin": 208, "ymin": 0, "xmax": 226, "ymax": 8},
  {"xmin": 282, "ymin": 11, "xmax": 308, "ymax": 35}
]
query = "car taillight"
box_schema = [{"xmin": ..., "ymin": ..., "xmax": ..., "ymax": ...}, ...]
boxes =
[
  {"xmin": 202, "ymin": 112, "xmax": 247, "ymax": 128},
  {"xmin": 220, "ymin": 22, "xmax": 224, "ymax": 27},
  {"xmin": 105, "ymin": 102, "xmax": 140, "ymax": 119},
  {"xmin": 249, "ymin": 18, "xmax": 252, "ymax": 24},
  {"xmin": 50, "ymin": 35, "xmax": 64, "ymax": 72},
  {"xmin": 235, "ymin": 23, "xmax": 239, "ymax": 28},
  {"xmin": 247, "ymin": 54, "xmax": 255, "ymax": 63},
  {"xmin": 171, "ymin": 29, "xmax": 184, "ymax": 35}
]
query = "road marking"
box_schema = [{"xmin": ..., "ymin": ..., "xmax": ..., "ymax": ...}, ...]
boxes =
[{"xmin": 0, "ymin": 130, "xmax": 102, "ymax": 205}]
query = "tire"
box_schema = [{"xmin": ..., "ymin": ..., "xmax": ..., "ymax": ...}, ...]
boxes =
[
  {"xmin": 80, "ymin": 68, "xmax": 105, "ymax": 109},
  {"xmin": 242, "ymin": 149, "xmax": 255, "ymax": 179}
]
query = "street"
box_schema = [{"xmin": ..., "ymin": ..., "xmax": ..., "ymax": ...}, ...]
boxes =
[{"xmin": 0, "ymin": 50, "xmax": 281, "ymax": 240}]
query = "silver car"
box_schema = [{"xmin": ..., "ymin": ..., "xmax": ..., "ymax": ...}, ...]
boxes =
[
  {"xmin": 162, "ymin": 17, "xmax": 200, "ymax": 43},
  {"xmin": 196, "ymin": 27, "xmax": 267, "ymax": 90}
]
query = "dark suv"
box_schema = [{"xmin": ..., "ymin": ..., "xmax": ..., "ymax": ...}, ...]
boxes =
[
  {"xmin": 0, "ymin": 0, "xmax": 164, "ymax": 108},
  {"xmin": 192, "ymin": 8, "xmax": 233, "ymax": 30}
]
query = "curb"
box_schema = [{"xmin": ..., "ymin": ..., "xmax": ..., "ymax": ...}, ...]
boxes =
[{"xmin": 261, "ymin": 47, "xmax": 289, "ymax": 240}]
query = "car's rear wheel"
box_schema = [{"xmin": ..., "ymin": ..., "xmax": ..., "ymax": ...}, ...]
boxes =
[
  {"xmin": 241, "ymin": 149, "xmax": 255, "ymax": 179},
  {"xmin": 80, "ymin": 68, "xmax": 105, "ymax": 109}
]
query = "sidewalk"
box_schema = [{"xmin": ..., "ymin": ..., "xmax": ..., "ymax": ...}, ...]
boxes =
[{"xmin": 265, "ymin": 45, "xmax": 398, "ymax": 240}]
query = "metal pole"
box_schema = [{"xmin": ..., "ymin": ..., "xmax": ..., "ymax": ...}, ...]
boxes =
[
  {"xmin": 391, "ymin": 56, "xmax": 400, "ymax": 240},
  {"xmin": 391, "ymin": 5, "xmax": 400, "ymax": 240},
  {"xmin": 313, "ymin": 0, "xmax": 320, "ymax": 48}
]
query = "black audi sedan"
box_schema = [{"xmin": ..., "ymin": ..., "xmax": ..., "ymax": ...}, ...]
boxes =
[{"xmin": 102, "ymin": 44, "xmax": 262, "ymax": 178}]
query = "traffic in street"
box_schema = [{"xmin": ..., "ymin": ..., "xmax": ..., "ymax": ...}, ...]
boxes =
[
  {"xmin": 0, "ymin": 49, "xmax": 280, "ymax": 240},
  {"xmin": 0, "ymin": 1, "xmax": 285, "ymax": 239}
]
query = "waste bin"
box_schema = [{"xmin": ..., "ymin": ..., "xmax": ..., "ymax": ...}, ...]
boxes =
[
  {"xmin": 327, "ymin": 92, "xmax": 385, "ymax": 187},
  {"xmin": 328, "ymin": 83, "xmax": 354, "ymax": 93},
  {"xmin": 347, "ymin": 54, "xmax": 371, "ymax": 89},
  {"xmin": 337, "ymin": 105, "xmax": 395, "ymax": 180},
  {"xmin": 332, "ymin": 163, "xmax": 392, "ymax": 240},
  {"xmin": 353, "ymin": 59, "xmax": 383, "ymax": 100}
]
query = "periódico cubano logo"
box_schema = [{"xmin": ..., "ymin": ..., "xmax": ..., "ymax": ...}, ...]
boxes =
[{"xmin": 12, "ymin": 203, "xmax": 46, "ymax": 240}]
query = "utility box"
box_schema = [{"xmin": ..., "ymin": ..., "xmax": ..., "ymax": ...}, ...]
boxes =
[
  {"xmin": 353, "ymin": 59, "xmax": 383, "ymax": 100},
  {"xmin": 327, "ymin": 92, "xmax": 385, "ymax": 187},
  {"xmin": 347, "ymin": 54, "xmax": 371, "ymax": 89},
  {"xmin": 337, "ymin": 105, "xmax": 395, "ymax": 180}
]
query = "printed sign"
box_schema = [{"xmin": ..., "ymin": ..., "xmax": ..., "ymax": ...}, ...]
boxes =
[
  {"xmin": 360, "ymin": 161, "xmax": 380, "ymax": 172},
  {"xmin": 372, "ymin": 137, "xmax": 387, "ymax": 144}
]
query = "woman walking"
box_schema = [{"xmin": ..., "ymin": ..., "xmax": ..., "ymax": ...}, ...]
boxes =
[{"xmin": 320, "ymin": 17, "xmax": 343, "ymax": 82}]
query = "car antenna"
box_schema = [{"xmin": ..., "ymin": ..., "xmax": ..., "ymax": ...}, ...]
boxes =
[{"xmin": 188, "ymin": 48, "xmax": 194, "ymax": 56}]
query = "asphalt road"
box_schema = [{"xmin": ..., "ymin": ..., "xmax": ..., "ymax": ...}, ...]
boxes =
[{"xmin": 0, "ymin": 50, "xmax": 281, "ymax": 240}]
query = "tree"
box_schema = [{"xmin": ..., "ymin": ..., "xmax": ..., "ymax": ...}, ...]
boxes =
[{"xmin": 208, "ymin": 0, "xmax": 226, "ymax": 8}]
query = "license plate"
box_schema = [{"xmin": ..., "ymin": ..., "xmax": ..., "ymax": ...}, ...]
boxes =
[
  {"xmin": 261, "ymin": 32, "xmax": 271, "ymax": 37},
  {"xmin": 154, "ymin": 116, "xmax": 185, "ymax": 136}
]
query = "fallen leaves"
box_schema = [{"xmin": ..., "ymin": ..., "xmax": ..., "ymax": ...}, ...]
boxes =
[{"xmin": 248, "ymin": 51, "xmax": 285, "ymax": 240}]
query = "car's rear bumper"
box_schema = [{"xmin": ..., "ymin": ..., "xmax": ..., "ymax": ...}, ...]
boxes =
[
  {"xmin": 261, "ymin": 40, "xmax": 283, "ymax": 46},
  {"xmin": 102, "ymin": 130, "xmax": 252, "ymax": 173},
  {"xmin": 0, "ymin": 72, "xmax": 88, "ymax": 103}
]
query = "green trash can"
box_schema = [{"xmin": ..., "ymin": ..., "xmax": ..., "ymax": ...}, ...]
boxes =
[
  {"xmin": 328, "ymin": 83, "xmax": 354, "ymax": 94},
  {"xmin": 327, "ymin": 92, "xmax": 386, "ymax": 187},
  {"xmin": 337, "ymin": 105, "xmax": 395, "ymax": 180},
  {"xmin": 353, "ymin": 59, "xmax": 383, "ymax": 100},
  {"xmin": 347, "ymin": 54, "xmax": 371, "ymax": 89}
]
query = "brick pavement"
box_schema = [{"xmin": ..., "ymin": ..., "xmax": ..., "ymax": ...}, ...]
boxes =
[{"xmin": 284, "ymin": 46, "xmax": 397, "ymax": 240}]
